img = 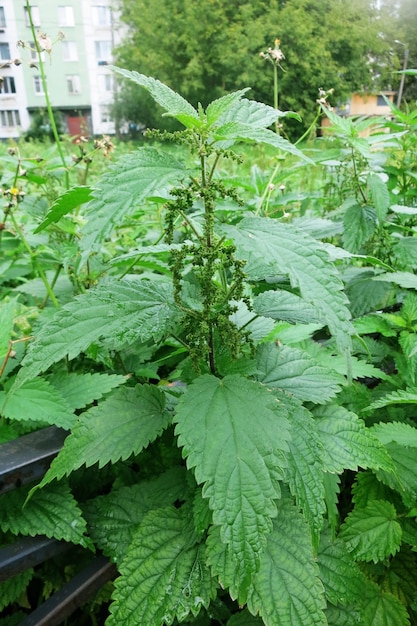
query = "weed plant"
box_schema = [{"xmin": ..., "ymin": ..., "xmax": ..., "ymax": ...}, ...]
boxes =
[{"xmin": 1, "ymin": 12, "xmax": 417, "ymax": 625}]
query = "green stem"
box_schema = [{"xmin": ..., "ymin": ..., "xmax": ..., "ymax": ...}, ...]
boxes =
[
  {"xmin": 178, "ymin": 209, "xmax": 203, "ymax": 241},
  {"xmin": 200, "ymin": 150, "xmax": 217, "ymax": 374},
  {"xmin": 295, "ymin": 106, "xmax": 321, "ymax": 146},
  {"xmin": 40, "ymin": 263, "xmax": 62, "ymax": 308},
  {"xmin": 208, "ymin": 153, "xmax": 221, "ymax": 183},
  {"xmin": 239, "ymin": 314, "xmax": 259, "ymax": 331},
  {"xmin": 256, "ymin": 160, "xmax": 280, "ymax": 216},
  {"xmin": 274, "ymin": 64, "xmax": 279, "ymax": 134},
  {"xmin": 26, "ymin": 1, "xmax": 69, "ymax": 189},
  {"xmin": 351, "ymin": 148, "xmax": 367, "ymax": 204},
  {"xmin": 10, "ymin": 212, "xmax": 59, "ymax": 308}
]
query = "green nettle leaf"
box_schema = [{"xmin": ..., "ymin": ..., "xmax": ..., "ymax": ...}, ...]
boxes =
[
  {"xmin": 373, "ymin": 271, "xmax": 417, "ymax": 290},
  {"xmin": 323, "ymin": 603, "xmax": 363, "ymax": 626},
  {"xmin": 213, "ymin": 122, "xmax": 309, "ymax": 160},
  {"xmin": 212, "ymin": 96, "xmax": 290, "ymax": 129},
  {"xmin": 80, "ymin": 146, "xmax": 189, "ymax": 255},
  {"xmin": 110, "ymin": 67, "xmax": 200, "ymax": 127},
  {"xmin": 0, "ymin": 569, "xmax": 34, "ymax": 612},
  {"xmin": 381, "ymin": 547, "xmax": 417, "ymax": 606},
  {"xmin": 83, "ymin": 467, "xmax": 189, "ymax": 562},
  {"xmin": 0, "ymin": 482, "xmax": 91, "ymax": 548},
  {"xmin": 0, "ymin": 422, "xmax": 19, "ymax": 444},
  {"xmin": 256, "ymin": 343, "xmax": 344, "ymax": 404},
  {"xmin": 107, "ymin": 506, "xmax": 217, "ymax": 626},
  {"xmin": 375, "ymin": 443, "xmax": 417, "ymax": 507},
  {"xmin": 323, "ymin": 473, "xmax": 341, "ymax": 537},
  {"xmin": 351, "ymin": 471, "xmax": 390, "ymax": 509},
  {"xmin": 247, "ymin": 497, "xmax": 327, "ymax": 626},
  {"xmin": 192, "ymin": 488, "xmax": 212, "ymax": 537},
  {"xmin": 34, "ymin": 185, "xmax": 94, "ymax": 233},
  {"xmin": 205, "ymin": 524, "xmax": 243, "ymax": 601},
  {"xmin": 368, "ymin": 173, "xmax": 390, "ymax": 223},
  {"xmin": 346, "ymin": 269, "xmax": 394, "ymax": 318},
  {"xmin": 318, "ymin": 529, "xmax": 366, "ymax": 607},
  {"xmin": 253, "ymin": 290, "xmax": 323, "ymax": 325},
  {"xmin": 392, "ymin": 237, "xmax": 417, "ymax": 270},
  {"xmin": 0, "ymin": 377, "xmax": 75, "ymax": 428},
  {"xmin": 353, "ymin": 313, "xmax": 397, "ymax": 337},
  {"xmin": 340, "ymin": 500, "xmax": 402, "ymax": 562},
  {"xmin": 368, "ymin": 389, "xmax": 417, "ymax": 411},
  {"xmin": 205, "ymin": 89, "xmax": 251, "ymax": 126},
  {"xmin": 14, "ymin": 277, "xmax": 178, "ymax": 387},
  {"xmin": 278, "ymin": 397, "xmax": 327, "ymax": 542},
  {"xmin": 343, "ymin": 203, "xmax": 377, "ymax": 253},
  {"xmin": 313, "ymin": 404, "xmax": 393, "ymax": 473},
  {"xmin": 174, "ymin": 375, "xmax": 290, "ymax": 585},
  {"xmin": 0, "ymin": 298, "xmax": 17, "ymax": 359},
  {"xmin": 371, "ymin": 421, "xmax": 417, "ymax": 447},
  {"xmin": 362, "ymin": 581, "xmax": 411, "ymax": 626},
  {"xmin": 37, "ymin": 385, "xmax": 170, "ymax": 488},
  {"xmin": 48, "ymin": 372, "xmax": 127, "ymax": 410},
  {"xmin": 220, "ymin": 217, "xmax": 353, "ymax": 352}
]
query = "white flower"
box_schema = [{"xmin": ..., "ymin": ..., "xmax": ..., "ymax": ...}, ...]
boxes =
[{"xmin": 37, "ymin": 32, "xmax": 52, "ymax": 53}]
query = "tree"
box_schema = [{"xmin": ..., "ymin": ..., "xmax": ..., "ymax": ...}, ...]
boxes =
[
  {"xmin": 113, "ymin": 0, "xmax": 395, "ymax": 138},
  {"xmin": 396, "ymin": 0, "xmax": 417, "ymax": 102}
]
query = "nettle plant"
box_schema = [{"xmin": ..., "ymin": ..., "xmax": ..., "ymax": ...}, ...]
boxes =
[{"xmin": 1, "ymin": 71, "xmax": 417, "ymax": 625}]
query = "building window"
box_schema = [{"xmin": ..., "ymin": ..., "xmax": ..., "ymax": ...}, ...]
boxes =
[
  {"xmin": 101, "ymin": 73, "xmax": 114, "ymax": 92},
  {"xmin": 100, "ymin": 105, "xmax": 111, "ymax": 123},
  {"xmin": 0, "ymin": 7, "xmax": 6, "ymax": 28},
  {"xmin": 24, "ymin": 5, "xmax": 40, "ymax": 27},
  {"xmin": 33, "ymin": 75, "xmax": 45, "ymax": 95},
  {"xmin": 377, "ymin": 95, "xmax": 387, "ymax": 107},
  {"xmin": 62, "ymin": 40, "xmax": 78, "ymax": 61},
  {"xmin": 0, "ymin": 76, "xmax": 16, "ymax": 94},
  {"xmin": 57, "ymin": 6, "xmax": 74, "ymax": 26},
  {"xmin": 66, "ymin": 74, "xmax": 81, "ymax": 94},
  {"xmin": 29, "ymin": 41, "xmax": 37, "ymax": 60},
  {"xmin": 92, "ymin": 5, "xmax": 111, "ymax": 26},
  {"xmin": 95, "ymin": 40, "xmax": 112, "ymax": 63},
  {"xmin": 0, "ymin": 42, "xmax": 10, "ymax": 60},
  {"xmin": 0, "ymin": 110, "xmax": 21, "ymax": 127}
]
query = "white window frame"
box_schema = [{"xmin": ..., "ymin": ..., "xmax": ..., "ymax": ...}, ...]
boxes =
[
  {"xmin": 0, "ymin": 42, "xmax": 10, "ymax": 60},
  {"xmin": 0, "ymin": 76, "xmax": 16, "ymax": 94},
  {"xmin": 0, "ymin": 6, "xmax": 6, "ymax": 28},
  {"xmin": 33, "ymin": 75, "xmax": 45, "ymax": 95},
  {"xmin": 57, "ymin": 6, "xmax": 74, "ymax": 26},
  {"xmin": 92, "ymin": 5, "xmax": 111, "ymax": 26},
  {"xmin": 100, "ymin": 105, "xmax": 111, "ymax": 123},
  {"xmin": 66, "ymin": 74, "xmax": 81, "ymax": 94},
  {"xmin": 95, "ymin": 40, "xmax": 112, "ymax": 62},
  {"xmin": 24, "ymin": 5, "xmax": 40, "ymax": 27},
  {"xmin": 101, "ymin": 73, "xmax": 114, "ymax": 92},
  {"xmin": 62, "ymin": 40, "xmax": 78, "ymax": 61},
  {"xmin": 0, "ymin": 110, "xmax": 21, "ymax": 127},
  {"xmin": 29, "ymin": 41, "xmax": 37, "ymax": 60}
]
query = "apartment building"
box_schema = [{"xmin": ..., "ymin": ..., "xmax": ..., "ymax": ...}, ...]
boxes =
[{"xmin": 0, "ymin": 1, "xmax": 125, "ymax": 139}]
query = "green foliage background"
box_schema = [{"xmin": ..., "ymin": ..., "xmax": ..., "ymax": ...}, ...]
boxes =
[{"xmin": 113, "ymin": 0, "xmax": 414, "ymax": 137}]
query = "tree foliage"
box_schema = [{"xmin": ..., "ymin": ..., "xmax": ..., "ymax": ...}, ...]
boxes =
[{"xmin": 114, "ymin": 0, "xmax": 399, "ymax": 137}]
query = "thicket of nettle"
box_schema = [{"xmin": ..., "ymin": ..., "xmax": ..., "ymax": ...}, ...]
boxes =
[{"xmin": 1, "ymin": 62, "xmax": 417, "ymax": 625}]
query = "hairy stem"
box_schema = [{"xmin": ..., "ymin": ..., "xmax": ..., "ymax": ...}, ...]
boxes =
[{"xmin": 26, "ymin": 0, "xmax": 69, "ymax": 189}]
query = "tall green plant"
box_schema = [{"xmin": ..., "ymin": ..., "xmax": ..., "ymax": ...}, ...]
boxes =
[{"xmin": 2, "ymin": 72, "xmax": 417, "ymax": 625}]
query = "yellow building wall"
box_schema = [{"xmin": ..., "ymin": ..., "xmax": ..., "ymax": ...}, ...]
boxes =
[{"xmin": 349, "ymin": 93, "xmax": 394, "ymax": 116}]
